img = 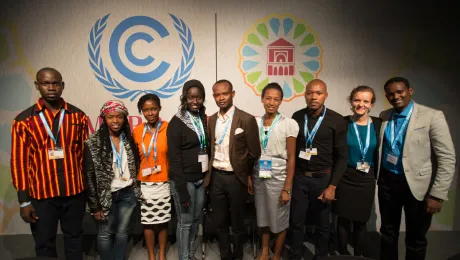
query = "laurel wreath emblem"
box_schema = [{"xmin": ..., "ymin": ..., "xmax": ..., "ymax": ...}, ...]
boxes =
[{"xmin": 88, "ymin": 14, "xmax": 195, "ymax": 100}]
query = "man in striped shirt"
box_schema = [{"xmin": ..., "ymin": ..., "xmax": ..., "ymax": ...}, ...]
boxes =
[{"xmin": 10, "ymin": 67, "xmax": 88, "ymax": 259}]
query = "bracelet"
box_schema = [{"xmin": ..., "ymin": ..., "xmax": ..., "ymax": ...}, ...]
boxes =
[
  {"xmin": 282, "ymin": 189, "xmax": 291, "ymax": 195},
  {"xmin": 20, "ymin": 201, "xmax": 31, "ymax": 208}
]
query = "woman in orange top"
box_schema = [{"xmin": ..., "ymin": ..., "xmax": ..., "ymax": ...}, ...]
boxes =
[{"xmin": 133, "ymin": 94, "xmax": 170, "ymax": 260}]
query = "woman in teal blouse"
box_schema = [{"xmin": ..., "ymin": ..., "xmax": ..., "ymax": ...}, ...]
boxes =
[{"xmin": 333, "ymin": 86, "xmax": 382, "ymax": 257}]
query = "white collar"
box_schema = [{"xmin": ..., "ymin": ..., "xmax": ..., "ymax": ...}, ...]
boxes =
[{"xmin": 218, "ymin": 105, "xmax": 235, "ymax": 121}]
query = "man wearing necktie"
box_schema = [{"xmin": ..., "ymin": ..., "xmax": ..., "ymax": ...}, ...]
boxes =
[{"xmin": 378, "ymin": 77, "xmax": 456, "ymax": 260}]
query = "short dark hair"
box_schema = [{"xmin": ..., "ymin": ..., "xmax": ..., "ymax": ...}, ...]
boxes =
[
  {"xmin": 137, "ymin": 93, "xmax": 161, "ymax": 113},
  {"xmin": 214, "ymin": 79, "xmax": 233, "ymax": 91},
  {"xmin": 348, "ymin": 85, "xmax": 376, "ymax": 104},
  {"xmin": 262, "ymin": 82, "xmax": 284, "ymax": 99},
  {"xmin": 384, "ymin": 77, "xmax": 411, "ymax": 91},
  {"xmin": 36, "ymin": 67, "xmax": 62, "ymax": 81}
]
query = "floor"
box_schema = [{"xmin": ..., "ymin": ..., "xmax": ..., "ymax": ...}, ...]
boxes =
[{"xmin": 1, "ymin": 231, "xmax": 460, "ymax": 260}]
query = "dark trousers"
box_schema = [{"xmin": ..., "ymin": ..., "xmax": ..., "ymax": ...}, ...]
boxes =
[
  {"xmin": 337, "ymin": 217, "xmax": 366, "ymax": 256},
  {"xmin": 30, "ymin": 192, "xmax": 85, "ymax": 260},
  {"xmin": 378, "ymin": 169, "xmax": 432, "ymax": 260},
  {"xmin": 210, "ymin": 169, "xmax": 247, "ymax": 260},
  {"xmin": 289, "ymin": 173, "xmax": 331, "ymax": 259}
]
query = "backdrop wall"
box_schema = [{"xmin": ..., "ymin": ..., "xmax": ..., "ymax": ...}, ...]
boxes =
[{"xmin": 0, "ymin": 0, "xmax": 459, "ymax": 234}]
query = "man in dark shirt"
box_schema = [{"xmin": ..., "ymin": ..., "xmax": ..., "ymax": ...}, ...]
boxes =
[
  {"xmin": 10, "ymin": 68, "xmax": 88, "ymax": 260},
  {"xmin": 289, "ymin": 79, "xmax": 348, "ymax": 260}
]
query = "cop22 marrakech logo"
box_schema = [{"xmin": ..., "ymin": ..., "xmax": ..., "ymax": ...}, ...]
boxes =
[
  {"xmin": 238, "ymin": 14, "xmax": 323, "ymax": 102},
  {"xmin": 88, "ymin": 14, "xmax": 195, "ymax": 100}
]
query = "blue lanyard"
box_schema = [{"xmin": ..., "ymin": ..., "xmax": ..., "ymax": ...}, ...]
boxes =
[
  {"xmin": 39, "ymin": 109, "xmax": 65, "ymax": 146},
  {"xmin": 259, "ymin": 113, "xmax": 281, "ymax": 152},
  {"xmin": 142, "ymin": 121, "xmax": 162, "ymax": 166},
  {"xmin": 215, "ymin": 109, "xmax": 235, "ymax": 147},
  {"xmin": 110, "ymin": 134, "xmax": 124, "ymax": 173},
  {"xmin": 186, "ymin": 111, "xmax": 206, "ymax": 151},
  {"xmin": 353, "ymin": 117, "xmax": 371, "ymax": 162},
  {"xmin": 390, "ymin": 106, "xmax": 413, "ymax": 152},
  {"xmin": 304, "ymin": 107, "xmax": 327, "ymax": 148}
]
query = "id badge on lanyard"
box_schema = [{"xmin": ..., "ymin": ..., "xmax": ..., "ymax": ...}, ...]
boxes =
[
  {"xmin": 48, "ymin": 147, "xmax": 64, "ymax": 160},
  {"xmin": 187, "ymin": 111, "xmax": 208, "ymax": 173},
  {"xmin": 142, "ymin": 165, "xmax": 162, "ymax": 177},
  {"xmin": 298, "ymin": 148, "xmax": 318, "ymax": 161},
  {"xmin": 357, "ymin": 161, "xmax": 370, "ymax": 173},
  {"xmin": 40, "ymin": 109, "xmax": 65, "ymax": 160},
  {"xmin": 300, "ymin": 108, "xmax": 326, "ymax": 161},
  {"xmin": 386, "ymin": 153, "xmax": 398, "ymax": 165},
  {"xmin": 258, "ymin": 114, "xmax": 281, "ymax": 178},
  {"xmin": 258, "ymin": 155, "xmax": 273, "ymax": 178},
  {"xmin": 387, "ymin": 106, "xmax": 413, "ymax": 165},
  {"xmin": 199, "ymin": 151, "xmax": 209, "ymax": 172},
  {"xmin": 354, "ymin": 118, "xmax": 371, "ymax": 173},
  {"xmin": 215, "ymin": 111, "xmax": 235, "ymax": 162},
  {"xmin": 141, "ymin": 122, "xmax": 163, "ymax": 176},
  {"xmin": 110, "ymin": 135, "xmax": 125, "ymax": 179}
]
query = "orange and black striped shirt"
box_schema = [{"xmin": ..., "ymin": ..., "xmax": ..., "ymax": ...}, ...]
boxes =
[{"xmin": 10, "ymin": 98, "xmax": 88, "ymax": 202}]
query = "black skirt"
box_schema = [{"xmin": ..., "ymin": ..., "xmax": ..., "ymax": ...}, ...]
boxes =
[{"xmin": 333, "ymin": 166, "xmax": 376, "ymax": 222}]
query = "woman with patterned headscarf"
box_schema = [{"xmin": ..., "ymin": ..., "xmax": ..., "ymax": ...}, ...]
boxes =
[{"xmin": 83, "ymin": 100, "xmax": 143, "ymax": 260}]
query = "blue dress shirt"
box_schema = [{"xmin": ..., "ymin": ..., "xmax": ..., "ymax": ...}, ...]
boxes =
[{"xmin": 382, "ymin": 101, "xmax": 414, "ymax": 174}]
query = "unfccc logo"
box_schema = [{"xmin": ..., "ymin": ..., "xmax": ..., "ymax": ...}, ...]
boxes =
[{"xmin": 88, "ymin": 14, "xmax": 195, "ymax": 100}]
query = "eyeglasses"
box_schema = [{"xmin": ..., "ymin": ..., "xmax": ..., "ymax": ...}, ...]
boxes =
[{"xmin": 36, "ymin": 81, "xmax": 62, "ymax": 87}]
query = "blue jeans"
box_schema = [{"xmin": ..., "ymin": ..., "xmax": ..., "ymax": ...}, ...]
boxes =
[
  {"xmin": 170, "ymin": 179, "xmax": 205, "ymax": 260},
  {"xmin": 97, "ymin": 187, "xmax": 137, "ymax": 260}
]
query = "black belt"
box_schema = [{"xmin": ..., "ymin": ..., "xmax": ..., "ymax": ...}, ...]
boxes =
[
  {"xmin": 212, "ymin": 167, "xmax": 235, "ymax": 175},
  {"xmin": 297, "ymin": 168, "xmax": 331, "ymax": 178}
]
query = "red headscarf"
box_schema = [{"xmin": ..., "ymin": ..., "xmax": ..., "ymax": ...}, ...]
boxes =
[{"xmin": 100, "ymin": 100, "xmax": 129, "ymax": 117}]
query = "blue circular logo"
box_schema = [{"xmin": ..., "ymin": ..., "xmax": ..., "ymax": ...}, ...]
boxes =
[{"xmin": 88, "ymin": 14, "xmax": 195, "ymax": 100}]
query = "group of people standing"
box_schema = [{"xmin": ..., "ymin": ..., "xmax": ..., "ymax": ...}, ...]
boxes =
[{"xmin": 10, "ymin": 67, "xmax": 456, "ymax": 260}]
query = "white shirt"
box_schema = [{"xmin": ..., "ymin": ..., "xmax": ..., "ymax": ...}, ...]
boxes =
[
  {"xmin": 255, "ymin": 115, "xmax": 299, "ymax": 181},
  {"xmin": 111, "ymin": 143, "xmax": 133, "ymax": 192},
  {"xmin": 212, "ymin": 105, "xmax": 235, "ymax": 171}
]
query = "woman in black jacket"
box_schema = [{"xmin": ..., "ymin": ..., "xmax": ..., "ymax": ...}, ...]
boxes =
[
  {"xmin": 83, "ymin": 100, "xmax": 142, "ymax": 260},
  {"xmin": 167, "ymin": 80, "xmax": 209, "ymax": 260},
  {"xmin": 333, "ymin": 86, "xmax": 382, "ymax": 257}
]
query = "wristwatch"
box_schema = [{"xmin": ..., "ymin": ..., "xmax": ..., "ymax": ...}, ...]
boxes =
[{"xmin": 283, "ymin": 188, "xmax": 291, "ymax": 195}]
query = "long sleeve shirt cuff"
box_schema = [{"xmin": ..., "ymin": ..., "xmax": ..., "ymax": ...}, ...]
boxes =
[
  {"xmin": 89, "ymin": 205, "xmax": 102, "ymax": 213},
  {"xmin": 17, "ymin": 190, "xmax": 30, "ymax": 203},
  {"xmin": 329, "ymin": 175, "xmax": 341, "ymax": 187}
]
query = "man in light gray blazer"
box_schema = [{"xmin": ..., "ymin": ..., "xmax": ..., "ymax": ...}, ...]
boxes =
[{"xmin": 377, "ymin": 77, "xmax": 456, "ymax": 260}]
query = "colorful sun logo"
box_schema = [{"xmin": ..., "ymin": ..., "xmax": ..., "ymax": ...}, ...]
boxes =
[{"xmin": 238, "ymin": 14, "xmax": 323, "ymax": 102}]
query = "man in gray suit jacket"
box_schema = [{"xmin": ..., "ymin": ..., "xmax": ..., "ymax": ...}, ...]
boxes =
[{"xmin": 377, "ymin": 77, "xmax": 456, "ymax": 260}]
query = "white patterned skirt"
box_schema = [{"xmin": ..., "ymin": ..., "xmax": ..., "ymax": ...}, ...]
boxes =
[{"xmin": 140, "ymin": 182, "xmax": 172, "ymax": 225}]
